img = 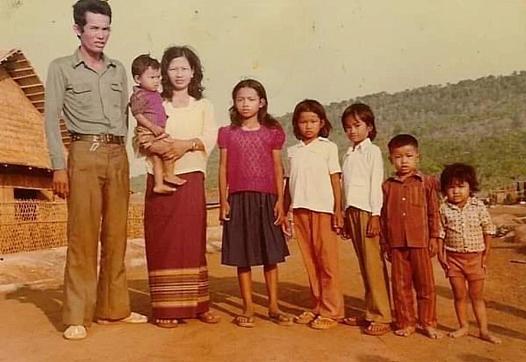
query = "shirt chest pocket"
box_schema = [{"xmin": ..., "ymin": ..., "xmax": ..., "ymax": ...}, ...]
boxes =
[
  {"xmin": 110, "ymin": 82, "xmax": 123, "ymax": 93},
  {"xmin": 110, "ymin": 82, "xmax": 123, "ymax": 107},
  {"xmin": 69, "ymin": 82, "xmax": 93, "ymax": 108},
  {"xmin": 105, "ymin": 82, "xmax": 124, "ymax": 118}
]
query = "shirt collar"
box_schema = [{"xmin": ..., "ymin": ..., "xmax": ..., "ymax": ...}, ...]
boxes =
[
  {"xmin": 389, "ymin": 170, "xmax": 425, "ymax": 182},
  {"xmin": 71, "ymin": 47, "xmax": 115, "ymax": 69},
  {"xmin": 133, "ymin": 85, "xmax": 156, "ymax": 94},
  {"xmin": 299, "ymin": 137, "xmax": 328, "ymax": 147},
  {"xmin": 346, "ymin": 137, "xmax": 371, "ymax": 155},
  {"xmin": 445, "ymin": 197, "xmax": 477, "ymax": 210}
]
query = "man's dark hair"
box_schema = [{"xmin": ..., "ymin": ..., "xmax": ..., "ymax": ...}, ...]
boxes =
[
  {"xmin": 440, "ymin": 163, "xmax": 480, "ymax": 195},
  {"xmin": 73, "ymin": 0, "xmax": 112, "ymax": 30},
  {"xmin": 387, "ymin": 134, "xmax": 418, "ymax": 153},
  {"xmin": 131, "ymin": 54, "xmax": 160, "ymax": 77}
]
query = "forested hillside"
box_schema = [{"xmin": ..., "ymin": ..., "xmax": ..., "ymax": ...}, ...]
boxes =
[{"xmin": 132, "ymin": 71, "xmax": 526, "ymax": 193}]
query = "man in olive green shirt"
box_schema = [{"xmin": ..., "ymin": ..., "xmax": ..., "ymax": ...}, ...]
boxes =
[{"xmin": 44, "ymin": 0, "xmax": 146, "ymax": 340}]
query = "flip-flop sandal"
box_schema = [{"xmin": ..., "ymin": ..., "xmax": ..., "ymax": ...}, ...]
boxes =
[
  {"xmin": 294, "ymin": 311, "xmax": 316, "ymax": 325},
  {"xmin": 363, "ymin": 322, "xmax": 392, "ymax": 336},
  {"xmin": 198, "ymin": 312, "xmax": 221, "ymax": 324},
  {"xmin": 155, "ymin": 319, "xmax": 179, "ymax": 328},
  {"xmin": 268, "ymin": 311, "xmax": 294, "ymax": 326},
  {"xmin": 234, "ymin": 315, "xmax": 255, "ymax": 328},
  {"xmin": 342, "ymin": 316, "xmax": 366, "ymax": 327},
  {"xmin": 310, "ymin": 316, "xmax": 338, "ymax": 330}
]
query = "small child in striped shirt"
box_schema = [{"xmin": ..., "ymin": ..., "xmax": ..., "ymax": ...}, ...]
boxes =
[{"xmin": 438, "ymin": 163, "xmax": 501, "ymax": 344}]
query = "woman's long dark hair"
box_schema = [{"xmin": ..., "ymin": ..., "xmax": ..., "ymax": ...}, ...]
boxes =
[
  {"xmin": 161, "ymin": 46, "xmax": 204, "ymax": 100},
  {"xmin": 229, "ymin": 79, "xmax": 281, "ymax": 129}
]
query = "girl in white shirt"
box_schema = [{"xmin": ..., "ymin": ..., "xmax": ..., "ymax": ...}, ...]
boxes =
[
  {"xmin": 284, "ymin": 99, "xmax": 344, "ymax": 329},
  {"xmin": 341, "ymin": 103, "xmax": 392, "ymax": 335}
]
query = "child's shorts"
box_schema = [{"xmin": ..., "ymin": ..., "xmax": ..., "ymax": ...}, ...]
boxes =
[{"xmin": 446, "ymin": 251, "xmax": 485, "ymax": 281}]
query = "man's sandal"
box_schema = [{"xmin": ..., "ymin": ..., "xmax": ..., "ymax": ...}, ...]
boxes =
[
  {"xmin": 198, "ymin": 312, "xmax": 221, "ymax": 324},
  {"xmin": 63, "ymin": 325, "xmax": 87, "ymax": 340},
  {"xmin": 363, "ymin": 322, "xmax": 392, "ymax": 336},
  {"xmin": 234, "ymin": 315, "xmax": 255, "ymax": 328},
  {"xmin": 294, "ymin": 311, "xmax": 316, "ymax": 325},
  {"xmin": 268, "ymin": 311, "xmax": 294, "ymax": 326},
  {"xmin": 310, "ymin": 316, "xmax": 338, "ymax": 330},
  {"xmin": 155, "ymin": 319, "xmax": 179, "ymax": 328}
]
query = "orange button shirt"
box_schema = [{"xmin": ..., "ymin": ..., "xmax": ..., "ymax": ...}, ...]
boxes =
[{"xmin": 381, "ymin": 171, "xmax": 441, "ymax": 248}]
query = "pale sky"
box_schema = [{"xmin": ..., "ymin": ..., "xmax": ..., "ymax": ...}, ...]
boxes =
[{"xmin": 2, "ymin": 0, "xmax": 525, "ymax": 175}]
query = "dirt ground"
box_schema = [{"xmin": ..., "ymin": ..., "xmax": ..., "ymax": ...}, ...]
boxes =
[{"xmin": 1, "ymin": 207, "xmax": 525, "ymax": 362}]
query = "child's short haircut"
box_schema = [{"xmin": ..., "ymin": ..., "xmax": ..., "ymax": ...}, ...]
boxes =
[
  {"xmin": 131, "ymin": 54, "xmax": 160, "ymax": 77},
  {"xmin": 388, "ymin": 134, "xmax": 418, "ymax": 153},
  {"xmin": 341, "ymin": 103, "xmax": 377, "ymax": 141},
  {"xmin": 292, "ymin": 99, "xmax": 332, "ymax": 140},
  {"xmin": 440, "ymin": 163, "xmax": 480, "ymax": 195}
]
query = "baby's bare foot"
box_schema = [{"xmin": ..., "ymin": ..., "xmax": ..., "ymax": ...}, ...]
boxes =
[
  {"xmin": 423, "ymin": 326, "xmax": 444, "ymax": 339},
  {"xmin": 164, "ymin": 175, "xmax": 187, "ymax": 186},
  {"xmin": 153, "ymin": 184, "xmax": 176, "ymax": 194},
  {"xmin": 448, "ymin": 326, "xmax": 469, "ymax": 339},
  {"xmin": 480, "ymin": 333, "xmax": 502, "ymax": 344}
]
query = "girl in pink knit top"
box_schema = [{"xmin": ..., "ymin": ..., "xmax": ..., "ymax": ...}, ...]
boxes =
[{"xmin": 218, "ymin": 79, "xmax": 291, "ymax": 328}]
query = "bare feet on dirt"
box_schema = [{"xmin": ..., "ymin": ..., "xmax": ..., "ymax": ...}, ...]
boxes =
[
  {"xmin": 480, "ymin": 332, "xmax": 502, "ymax": 344},
  {"xmin": 423, "ymin": 326, "xmax": 444, "ymax": 339},
  {"xmin": 448, "ymin": 326, "xmax": 469, "ymax": 338}
]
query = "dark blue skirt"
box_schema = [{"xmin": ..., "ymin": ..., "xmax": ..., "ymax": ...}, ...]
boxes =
[{"xmin": 221, "ymin": 191, "xmax": 289, "ymax": 267}]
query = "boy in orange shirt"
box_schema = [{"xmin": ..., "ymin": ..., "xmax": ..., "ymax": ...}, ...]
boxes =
[{"xmin": 381, "ymin": 134, "xmax": 443, "ymax": 339}]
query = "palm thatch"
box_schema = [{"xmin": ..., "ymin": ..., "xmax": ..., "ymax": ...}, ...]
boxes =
[{"xmin": 0, "ymin": 49, "xmax": 50, "ymax": 169}]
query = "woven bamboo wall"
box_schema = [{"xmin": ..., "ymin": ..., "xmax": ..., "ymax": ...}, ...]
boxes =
[{"xmin": 0, "ymin": 201, "xmax": 145, "ymax": 254}]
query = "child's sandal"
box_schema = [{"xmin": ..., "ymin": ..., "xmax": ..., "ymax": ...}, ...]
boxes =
[
  {"xmin": 234, "ymin": 315, "xmax": 255, "ymax": 328},
  {"xmin": 294, "ymin": 311, "xmax": 316, "ymax": 325},
  {"xmin": 363, "ymin": 322, "xmax": 392, "ymax": 336},
  {"xmin": 422, "ymin": 326, "xmax": 444, "ymax": 339},
  {"xmin": 268, "ymin": 311, "xmax": 294, "ymax": 326},
  {"xmin": 394, "ymin": 326, "xmax": 415, "ymax": 337},
  {"xmin": 310, "ymin": 316, "xmax": 338, "ymax": 330},
  {"xmin": 342, "ymin": 316, "xmax": 366, "ymax": 327}
]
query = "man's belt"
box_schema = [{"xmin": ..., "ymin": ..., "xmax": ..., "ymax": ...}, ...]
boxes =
[{"xmin": 71, "ymin": 133, "xmax": 125, "ymax": 144}]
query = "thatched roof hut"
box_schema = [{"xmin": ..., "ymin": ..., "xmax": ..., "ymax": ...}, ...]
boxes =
[{"xmin": 0, "ymin": 49, "xmax": 68, "ymax": 201}]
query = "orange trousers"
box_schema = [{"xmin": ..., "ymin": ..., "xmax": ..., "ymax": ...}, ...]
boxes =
[
  {"xmin": 293, "ymin": 209, "xmax": 344, "ymax": 319},
  {"xmin": 391, "ymin": 247, "xmax": 437, "ymax": 329},
  {"xmin": 63, "ymin": 141, "xmax": 131, "ymax": 326}
]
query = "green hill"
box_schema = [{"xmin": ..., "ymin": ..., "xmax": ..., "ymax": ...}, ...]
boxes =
[{"xmin": 132, "ymin": 71, "xmax": 526, "ymax": 193}]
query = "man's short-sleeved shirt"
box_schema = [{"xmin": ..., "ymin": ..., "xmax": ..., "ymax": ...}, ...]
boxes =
[{"xmin": 44, "ymin": 48, "xmax": 128, "ymax": 169}]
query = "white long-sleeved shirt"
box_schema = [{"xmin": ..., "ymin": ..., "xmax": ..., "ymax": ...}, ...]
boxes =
[{"xmin": 342, "ymin": 138, "xmax": 384, "ymax": 215}]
